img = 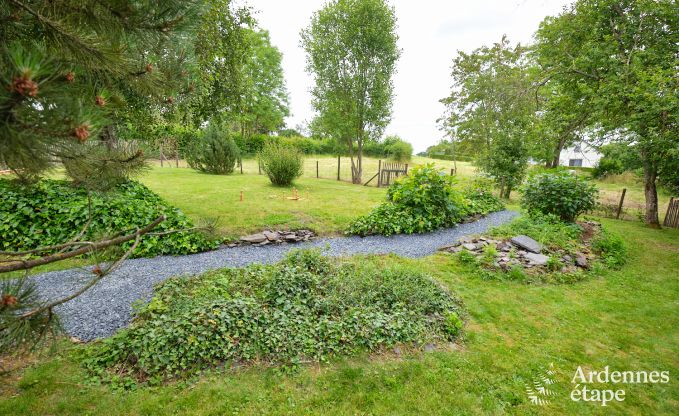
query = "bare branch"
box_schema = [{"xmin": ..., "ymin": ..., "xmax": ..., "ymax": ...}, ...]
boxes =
[{"xmin": 0, "ymin": 215, "xmax": 165, "ymax": 273}]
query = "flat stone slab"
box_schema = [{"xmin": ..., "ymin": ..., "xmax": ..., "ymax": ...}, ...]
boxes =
[
  {"xmin": 240, "ymin": 233, "xmax": 267, "ymax": 244},
  {"xmin": 524, "ymin": 252, "xmax": 549, "ymax": 266},
  {"xmin": 510, "ymin": 235, "xmax": 542, "ymax": 253}
]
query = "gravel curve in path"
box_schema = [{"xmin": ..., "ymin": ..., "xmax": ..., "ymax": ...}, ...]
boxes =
[{"xmin": 30, "ymin": 210, "xmax": 518, "ymax": 341}]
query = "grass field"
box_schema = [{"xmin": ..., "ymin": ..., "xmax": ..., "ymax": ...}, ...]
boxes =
[
  {"xmin": 141, "ymin": 156, "xmax": 473, "ymax": 239},
  {"xmin": 2, "ymin": 218, "xmax": 677, "ymax": 415},
  {"xmin": 150, "ymin": 155, "xmax": 477, "ymax": 186}
]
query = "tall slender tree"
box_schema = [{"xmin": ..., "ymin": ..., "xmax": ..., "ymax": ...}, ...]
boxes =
[{"xmin": 301, "ymin": 0, "xmax": 400, "ymax": 183}]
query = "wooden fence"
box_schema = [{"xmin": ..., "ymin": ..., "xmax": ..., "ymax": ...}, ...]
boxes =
[{"xmin": 663, "ymin": 197, "xmax": 679, "ymax": 228}]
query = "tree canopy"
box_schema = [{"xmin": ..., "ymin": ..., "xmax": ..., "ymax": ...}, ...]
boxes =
[{"xmin": 535, "ymin": 0, "xmax": 679, "ymax": 226}]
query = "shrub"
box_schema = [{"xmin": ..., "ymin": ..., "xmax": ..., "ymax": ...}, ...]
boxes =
[
  {"xmin": 521, "ymin": 172, "xmax": 598, "ymax": 222},
  {"xmin": 258, "ymin": 142, "xmax": 304, "ymax": 186},
  {"xmin": 0, "ymin": 179, "xmax": 218, "ymax": 257},
  {"xmin": 386, "ymin": 139, "xmax": 413, "ymax": 162},
  {"xmin": 83, "ymin": 250, "xmax": 464, "ymax": 383},
  {"xmin": 348, "ymin": 165, "xmax": 468, "ymax": 236},
  {"xmin": 186, "ymin": 123, "xmax": 240, "ymax": 174},
  {"xmin": 461, "ymin": 178, "xmax": 504, "ymax": 216},
  {"xmin": 348, "ymin": 166, "xmax": 505, "ymax": 236}
]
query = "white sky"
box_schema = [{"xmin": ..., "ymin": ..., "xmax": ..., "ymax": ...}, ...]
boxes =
[{"xmin": 250, "ymin": 0, "xmax": 572, "ymax": 152}]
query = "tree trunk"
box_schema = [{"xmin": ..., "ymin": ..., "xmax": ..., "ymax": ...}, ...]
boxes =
[
  {"xmin": 548, "ymin": 136, "xmax": 567, "ymax": 168},
  {"xmin": 353, "ymin": 139, "xmax": 363, "ymax": 184},
  {"xmin": 642, "ymin": 160, "xmax": 661, "ymax": 228}
]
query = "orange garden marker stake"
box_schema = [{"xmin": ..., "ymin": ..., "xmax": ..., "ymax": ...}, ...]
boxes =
[{"xmin": 240, "ymin": 190, "xmax": 243, "ymax": 202}]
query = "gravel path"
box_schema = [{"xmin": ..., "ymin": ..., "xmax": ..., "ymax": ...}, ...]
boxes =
[{"xmin": 30, "ymin": 210, "xmax": 518, "ymax": 341}]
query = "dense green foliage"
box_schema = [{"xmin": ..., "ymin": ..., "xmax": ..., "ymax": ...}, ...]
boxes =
[
  {"xmin": 83, "ymin": 250, "xmax": 463, "ymax": 383},
  {"xmin": 258, "ymin": 143, "xmax": 304, "ymax": 186},
  {"xmin": 535, "ymin": 0, "xmax": 678, "ymax": 226},
  {"xmin": 186, "ymin": 123, "xmax": 240, "ymax": 174},
  {"xmin": 0, "ymin": 179, "xmax": 217, "ymax": 257},
  {"xmin": 521, "ymin": 173, "xmax": 598, "ymax": 222},
  {"xmin": 302, "ymin": 0, "xmax": 400, "ymax": 183},
  {"xmin": 591, "ymin": 143, "xmax": 642, "ymax": 178},
  {"xmin": 439, "ymin": 36, "xmax": 534, "ymax": 198},
  {"xmin": 238, "ymin": 29, "xmax": 290, "ymax": 136},
  {"xmin": 385, "ymin": 139, "xmax": 413, "ymax": 162},
  {"xmin": 347, "ymin": 165, "xmax": 503, "ymax": 236}
]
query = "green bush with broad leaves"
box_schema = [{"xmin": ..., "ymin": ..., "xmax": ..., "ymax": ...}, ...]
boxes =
[
  {"xmin": 258, "ymin": 142, "xmax": 304, "ymax": 186},
  {"xmin": 521, "ymin": 172, "xmax": 598, "ymax": 222},
  {"xmin": 347, "ymin": 165, "xmax": 503, "ymax": 236},
  {"xmin": 186, "ymin": 123, "xmax": 240, "ymax": 175},
  {"xmin": 0, "ymin": 179, "xmax": 218, "ymax": 257},
  {"xmin": 83, "ymin": 250, "xmax": 464, "ymax": 384}
]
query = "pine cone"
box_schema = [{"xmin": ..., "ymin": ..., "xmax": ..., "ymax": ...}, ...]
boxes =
[
  {"xmin": 2, "ymin": 294, "xmax": 18, "ymax": 307},
  {"xmin": 10, "ymin": 75, "xmax": 38, "ymax": 97},
  {"xmin": 73, "ymin": 124, "xmax": 91, "ymax": 142},
  {"xmin": 146, "ymin": 63, "xmax": 153, "ymax": 73},
  {"xmin": 95, "ymin": 95, "xmax": 106, "ymax": 107}
]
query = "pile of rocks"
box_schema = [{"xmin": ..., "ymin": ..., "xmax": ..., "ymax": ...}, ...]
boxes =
[
  {"xmin": 228, "ymin": 229, "xmax": 316, "ymax": 247},
  {"xmin": 439, "ymin": 234, "xmax": 592, "ymax": 273}
]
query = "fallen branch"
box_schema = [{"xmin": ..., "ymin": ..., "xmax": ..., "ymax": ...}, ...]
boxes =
[{"xmin": 0, "ymin": 215, "xmax": 165, "ymax": 273}]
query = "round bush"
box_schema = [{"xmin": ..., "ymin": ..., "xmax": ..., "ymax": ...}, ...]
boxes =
[
  {"xmin": 521, "ymin": 172, "xmax": 598, "ymax": 222},
  {"xmin": 186, "ymin": 124, "xmax": 240, "ymax": 174},
  {"xmin": 258, "ymin": 142, "xmax": 304, "ymax": 186},
  {"xmin": 386, "ymin": 140, "xmax": 413, "ymax": 162}
]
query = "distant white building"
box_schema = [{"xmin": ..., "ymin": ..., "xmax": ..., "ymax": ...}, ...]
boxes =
[{"xmin": 559, "ymin": 141, "xmax": 602, "ymax": 168}]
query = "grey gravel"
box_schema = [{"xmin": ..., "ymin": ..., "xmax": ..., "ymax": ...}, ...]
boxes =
[{"xmin": 29, "ymin": 210, "xmax": 518, "ymax": 341}]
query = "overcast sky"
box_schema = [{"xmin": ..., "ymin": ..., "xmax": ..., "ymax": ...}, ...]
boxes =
[{"xmin": 251, "ymin": 0, "xmax": 572, "ymax": 152}]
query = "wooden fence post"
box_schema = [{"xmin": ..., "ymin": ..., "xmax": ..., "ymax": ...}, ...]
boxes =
[
  {"xmin": 404, "ymin": 164, "xmax": 408, "ymax": 175},
  {"xmin": 664, "ymin": 197, "xmax": 675, "ymax": 227},
  {"xmin": 240, "ymin": 157, "xmax": 243, "ymax": 174},
  {"xmin": 175, "ymin": 148, "xmax": 179, "ymax": 168},
  {"xmin": 616, "ymin": 188, "xmax": 627, "ymax": 219},
  {"xmin": 337, "ymin": 156, "xmax": 340, "ymax": 181},
  {"xmin": 159, "ymin": 144, "xmax": 164, "ymax": 168},
  {"xmin": 258, "ymin": 160, "xmax": 261, "ymax": 175},
  {"xmin": 377, "ymin": 160, "xmax": 382, "ymax": 187},
  {"xmin": 316, "ymin": 160, "xmax": 319, "ymax": 178}
]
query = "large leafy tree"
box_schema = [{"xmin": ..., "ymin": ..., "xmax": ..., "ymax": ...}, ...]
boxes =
[
  {"xmin": 0, "ymin": 0, "xmax": 201, "ymax": 187},
  {"xmin": 301, "ymin": 0, "xmax": 400, "ymax": 183},
  {"xmin": 440, "ymin": 36, "xmax": 536, "ymax": 198},
  {"xmin": 536, "ymin": 0, "xmax": 678, "ymax": 227},
  {"xmin": 191, "ymin": 0, "xmax": 253, "ymax": 126},
  {"xmin": 239, "ymin": 29, "xmax": 290, "ymax": 137}
]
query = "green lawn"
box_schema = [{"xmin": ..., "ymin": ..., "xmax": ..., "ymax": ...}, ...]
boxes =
[
  {"xmin": 2, "ymin": 218, "xmax": 678, "ymax": 415},
  {"xmin": 140, "ymin": 167, "xmax": 387, "ymax": 239}
]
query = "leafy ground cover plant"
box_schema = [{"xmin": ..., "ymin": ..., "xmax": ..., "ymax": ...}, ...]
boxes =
[
  {"xmin": 0, "ymin": 179, "xmax": 217, "ymax": 257},
  {"xmin": 259, "ymin": 142, "xmax": 304, "ymax": 186},
  {"xmin": 83, "ymin": 250, "xmax": 464, "ymax": 385},
  {"xmin": 521, "ymin": 172, "xmax": 598, "ymax": 222},
  {"xmin": 347, "ymin": 165, "xmax": 503, "ymax": 236}
]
